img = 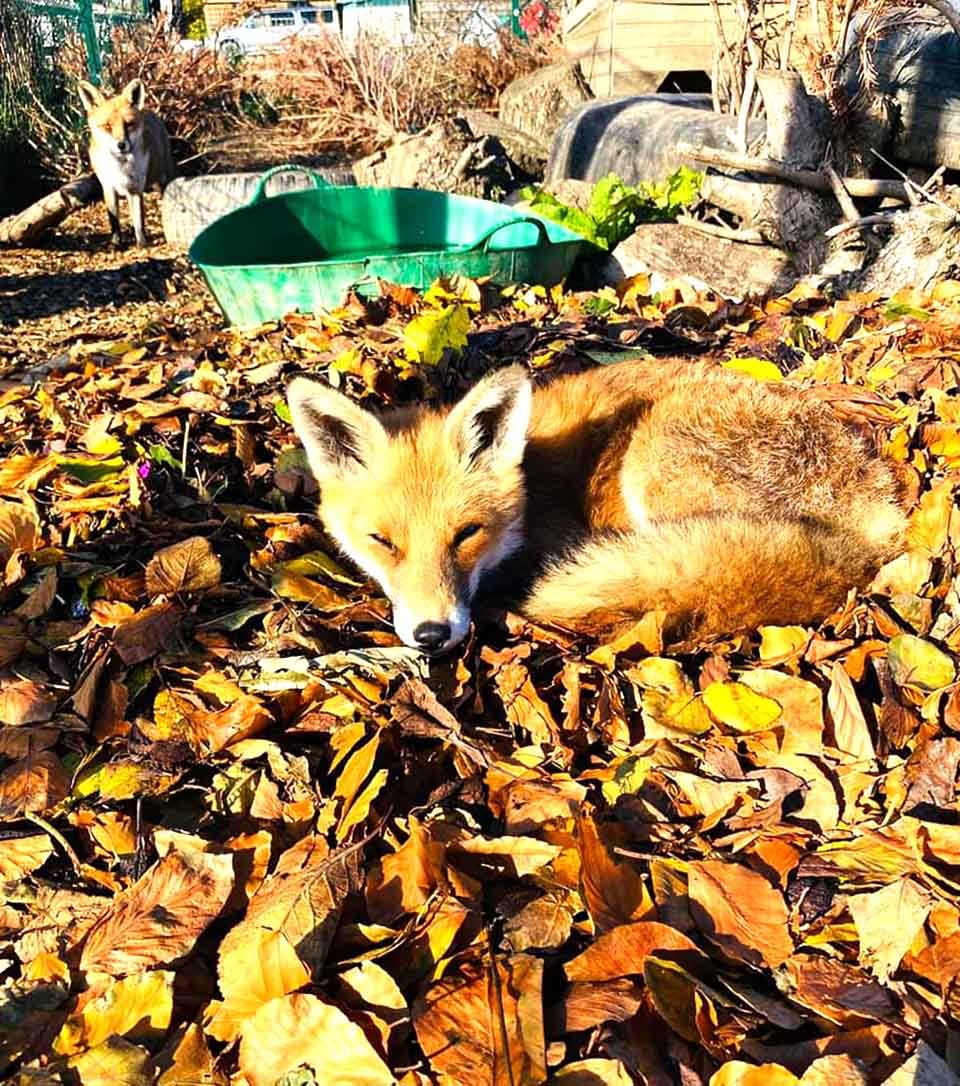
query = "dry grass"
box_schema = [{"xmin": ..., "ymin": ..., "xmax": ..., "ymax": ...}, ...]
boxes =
[{"xmin": 7, "ymin": 15, "xmax": 560, "ymax": 189}]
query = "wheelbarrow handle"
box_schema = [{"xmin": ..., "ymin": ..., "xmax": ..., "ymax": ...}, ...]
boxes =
[
  {"xmin": 464, "ymin": 216, "xmax": 552, "ymax": 252},
  {"xmin": 249, "ymin": 165, "xmax": 331, "ymax": 205}
]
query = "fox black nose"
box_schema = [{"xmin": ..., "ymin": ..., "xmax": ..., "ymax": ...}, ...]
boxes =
[
  {"xmin": 117, "ymin": 140, "xmax": 129, "ymax": 153},
  {"xmin": 413, "ymin": 621, "xmax": 451, "ymax": 651}
]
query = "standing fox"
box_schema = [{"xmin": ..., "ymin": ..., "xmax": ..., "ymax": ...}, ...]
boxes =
[
  {"xmin": 78, "ymin": 78, "xmax": 175, "ymax": 248},
  {"xmin": 287, "ymin": 360, "xmax": 906, "ymax": 653}
]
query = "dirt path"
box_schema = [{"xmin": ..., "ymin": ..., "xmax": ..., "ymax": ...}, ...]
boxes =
[{"xmin": 0, "ymin": 196, "xmax": 221, "ymax": 374}]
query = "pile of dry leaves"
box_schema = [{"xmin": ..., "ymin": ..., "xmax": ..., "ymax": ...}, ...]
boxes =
[{"xmin": 2, "ymin": 271, "xmax": 960, "ymax": 1086}]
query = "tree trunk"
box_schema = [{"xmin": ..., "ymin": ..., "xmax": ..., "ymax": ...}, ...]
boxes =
[
  {"xmin": 749, "ymin": 70, "xmax": 836, "ymax": 263},
  {"xmin": 0, "ymin": 174, "xmax": 101, "ymax": 246}
]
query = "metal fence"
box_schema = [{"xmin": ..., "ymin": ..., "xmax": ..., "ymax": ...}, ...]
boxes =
[{"xmin": 26, "ymin": 0, "xmax": 150, "ymax": 81}]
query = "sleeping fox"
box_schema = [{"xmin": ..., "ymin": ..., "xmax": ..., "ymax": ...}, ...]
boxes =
[{"xmin": 286, "ymin": 359, "xmax": 906, "ymax": 653}]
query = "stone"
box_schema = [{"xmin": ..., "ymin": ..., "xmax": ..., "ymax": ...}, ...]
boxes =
[
  {"xmin": 607, "ymin": 222, "xmax": 797, "ymax": 299},
  {"xmin": 499, "ymin": 60, "xmax": 593, "ymax": 149}
]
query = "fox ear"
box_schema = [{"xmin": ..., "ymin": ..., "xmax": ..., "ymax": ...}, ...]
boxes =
[
  {"xmin": 78, "ymin": 80, "xmax": 104, "ymax": 111},
  {"xmin": 287, "ymin": 377, "xmax": 386, "ymax": 483},
  {"xmin": 122, "ymin": 78, "xmax": 146, "ymax": 109},
  {"xmin": 445, "ymin": 365, "xmax": 532, "ymax": 469}
]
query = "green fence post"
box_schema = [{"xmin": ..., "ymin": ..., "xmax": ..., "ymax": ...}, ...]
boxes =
[{"xmin": 77, "ymin": 0, "xmax": 102, "ymax": 82}]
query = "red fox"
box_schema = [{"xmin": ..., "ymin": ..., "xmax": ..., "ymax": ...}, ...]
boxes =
[
  {"xmin": 286, "ymin": 360, "xmax": 906, "ymax": 654},
  {"xmin": 78, "ymin": 78, "xmax": 175, "ymax": 248}
]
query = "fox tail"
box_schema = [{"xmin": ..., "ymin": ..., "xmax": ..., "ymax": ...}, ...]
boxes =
[{"xmin": 521, "ymin": 512, "xmax": 903, "ymax": 641}]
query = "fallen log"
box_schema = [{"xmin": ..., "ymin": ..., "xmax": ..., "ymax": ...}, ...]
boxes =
[
  {"xmin": 0, "ymin": 174, "xmax": 102, "ymax": 246},
  {"xmin": 676, "ymin": 141, "xmax": 910, "ymax": 200}
]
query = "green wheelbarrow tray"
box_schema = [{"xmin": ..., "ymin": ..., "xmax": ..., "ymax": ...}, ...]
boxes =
[{"xmin": 188, "ymin": 165, "xmax": 591, "ymax": 327}]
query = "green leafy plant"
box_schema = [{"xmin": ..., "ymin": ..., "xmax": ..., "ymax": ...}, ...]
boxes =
[{"xmin": 518, "ymin": 167, "xmax": 703, "ymax": 251}]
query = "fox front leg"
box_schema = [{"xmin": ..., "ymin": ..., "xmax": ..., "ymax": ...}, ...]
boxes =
[
  {"xmin": 103, "ymin": 185, "xmax": 123, "ymax": 247},
  {"xmin": 129, "ymin": 192, "xmax": 148, "ymax": 248}
]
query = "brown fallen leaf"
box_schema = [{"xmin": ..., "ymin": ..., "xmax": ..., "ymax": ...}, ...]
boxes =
[
  {"xmin": 687, "ymin": 860, "xmax": 793, "ymax": 968},
  {"xmin": 157, "ymin": 1022, "xmax": 227, "ymax": 1086},
  {"xmin": 553, "ymin": 1058, "xmax": 635, "ymax": 1085},
  {"xmin": 577, "ymin": 814, "xmax": 655, "ymax": 932},
  {"xmin": 112, "ymin": 602, "xmax": 181, "ymax": 666},
  {"xmin": 564, "ymin": 921, "xmax": 700, "ymax": 982},
  {"xmin": 17, "ymin": 567, "xmax": 57, "ymax": 619},
  {"xmin": 781, "ymin": 953, "xmax": 899, "ymax": 1026},
  {"xmin": 502, "ymin": 891, "xmax": 575, "ymax": 953},
  {"xmin": 238, "ymin": 992, "xmax": 395, "ymax": 1086},
  {"xmin": 0, "ymin": 680, "xmax": 57, "ymax": 725},
  {"xmin": 366, "ymin": 816, "xmax": 450, "ymax": 924},
  {"xmin": 799, "ymin": 1054, "xmax": 870, "ymax": 1085},
  {"xmin": 556, "ymin": 978, "xmax": 645, "ymax": 1033},
  {"xmin": 75, "ymin": 850, "xmax": 234, "ymax": 977},
  {"xmin": 0, "ymin": 752, "xmax": 69, "ymax": 817},
  {"xmin": 413, "ymin": 955, "xmax": 546, "ymax": 1086},
  {"xmin": 0, "ymin": 499, "xmax": 39, "ymax": 561},
  {"xmin": 0, "ymin": 832, "xmax": 53, "ymax": 880},
  {"xmin": 145, "ymin": 536, "xmax": 222, "ymax": 597}
]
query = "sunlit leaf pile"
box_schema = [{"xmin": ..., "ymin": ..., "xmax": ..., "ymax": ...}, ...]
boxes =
[{"xmin": 4, "ymin": 272, "xmax": 960, "ymax": 1086}]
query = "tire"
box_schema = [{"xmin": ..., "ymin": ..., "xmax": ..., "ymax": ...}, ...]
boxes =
[{"xmin": 160, "ymin": 167, "xmax": 356, "ymax": 250}]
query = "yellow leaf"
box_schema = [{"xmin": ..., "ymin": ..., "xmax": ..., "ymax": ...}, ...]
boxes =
[
  {"xmin": 338, "ymin": 767, "xmax": 389, "ymax": 839},
  {"xmin": 403, "ymin": 304, "xmax": 471, "ymax": 365},
  {"xmin": 23, "ymin": 951, "xmax": 70, "ymax": 984},
  {"xmin": 721, "ymin": 357, "xmax": 782, "ymax": 382},
  {"xmin": 66, "ymin": 1036, "xmax": 154, "ymax": 1086},
  {"xmin": 0, "ymin": 453, "xmax": 57, "ymax": 494},
  {"xmin": 205, "ymin": 929, "xmax": 311, "ymax": 1043},
  {"xmin": 823, "ymin": 307, "xmax": 855, "ymax": 343},
  {"xmin": 848, "ymin": 877, "xmax": 931, "ymax": 983},
  {"xmin": 238, "ymin": 993, "xmax": 394, "ymax": 1086},
  {"xmin": 888, "ymin": 634, "xmax": 956, "ymax": 692},
  {"xmin": 271, "ymin": 568, "xmax": 350, "ymax": 609},
  {"xmin": 906, "ymin": 478, "xmax": 954, "ymax": 554},
  {"xmin": 710, "ymin": 1062, "xmax": 799, "ymax": 1086},
  {"xmin": 758, "ymin": 625, "xmax": 811, "ymax": 662},
  {"xmin": 330, "ymin": 347, "xmax": 364, "ymax": 374},
  {"xmin": 54, "ymin": 970, "xmax": 175, "ymax": 1055},
  {"xmin": 702, "ymin": 681, "xmax": 782, "ymax": 733},
  {"xmin": 630, "ymin": 657, "xmax": 713, "ymax": 735},
  {"xmin": 0, "ymin": 499, "xmax": 39, "ymax": 560},
  {"xmin": 423, "ymin": 275, "xmax": 482, "ymax": 311}
]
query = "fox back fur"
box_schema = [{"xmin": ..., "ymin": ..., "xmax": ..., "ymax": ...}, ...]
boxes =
[
  {"xmin": 287, "ymin": 359, "xmax": 906, "ymax": 654},
  {"xmin": 78, "ymin": 78, "xmax": 174, "ymax": 248}
]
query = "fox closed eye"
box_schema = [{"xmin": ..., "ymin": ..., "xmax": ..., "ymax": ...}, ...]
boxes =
[
  {"xmin": 369, "ymin": 532, "xmax": 397, "ymax": 553},
  {"xmin": 453, "ymin": 523, "xmax": 483, "ymax": 547}
]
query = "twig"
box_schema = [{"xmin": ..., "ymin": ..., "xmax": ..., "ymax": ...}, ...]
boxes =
[
  {"xmin": 707, "ymin": 0, "xmax": 737, "ymax": 112},
  {"xmin": 678, "ymin": 141, "xmax": 910, "ymax": 199},
  {"xmin": 781, "ymin": 0, "xmax": 801, "ymax": 70},
  {"xmin": 677, "ymin": 214, "xmax": 766, "ymax": 244},
  {"xmin": 825, "ymin": 164, "xmax": 859, "ymax": 221},
  {"xmin": 870, "ymin": 148, "xmax": 959, "ymax": 221},
  {"xmin": 24, "ymin": 812, "xmax": 82, "ymax": 876},
  {"xmin": 923, "ymin": 165, "xmax": 947, "ymax": 192},
  {"xmin": 736, "ymin": 63, "xmax": 758, "ymax": 152},
  {"xmin": 920, "ymin": 0, "xmax": 960, "ymax": 42},
  {"xmin": 825, "ymin": 211, "xmax": 898, "ymax": 239}
]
